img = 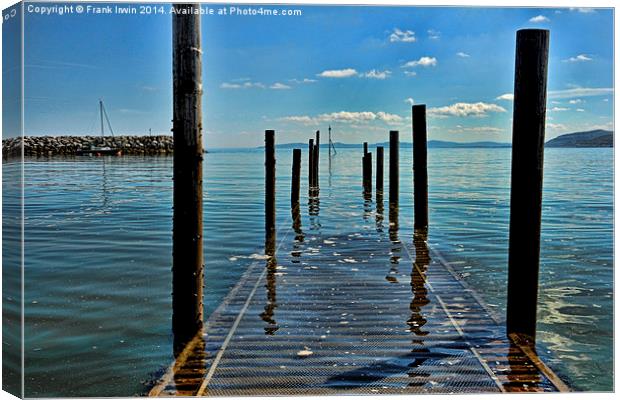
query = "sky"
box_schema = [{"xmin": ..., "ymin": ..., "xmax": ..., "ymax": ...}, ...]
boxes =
[{"xmin": 8, "ymin": 3, "xmax": 615, "ymax": 146}]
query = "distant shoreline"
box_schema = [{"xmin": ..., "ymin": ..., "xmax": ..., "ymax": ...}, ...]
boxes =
[{"xmin": 2, "ymin": 129, "xmax": 613, "ymax": 158}]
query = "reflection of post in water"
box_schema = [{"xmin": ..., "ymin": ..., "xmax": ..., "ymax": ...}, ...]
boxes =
[
  {"xmin": 405, "ymin": 229, "xmax": 431, "ymax": 383},
  {"xmin": 101, "ymin": 158, "xmax": 110, "ymax": 209},
  {"xmin": 375, "ymin": 191, "xmax": 384, "ymax": 233},
  {"xmin": 260, "ymin": 229, "xmax": 279, "ymax": 335},
  {"xmin": 408, "ymin": 229, "xmax": 430, "ymax": 335},
  {"xmin": 386, "ymin": 201, "xmax": 401, "ymax": 283},
  {"xmin": 171, "ymin": 333, "xmax": 207, "ymax": 393},
  {"xmin": 308, "ymin": 187, "xmax": 320, "ymax": 230},
  {"xmin": 362, "ymin": 187, "xmax": 373, "ymax": 222},
  {"xmin": 291, "ymin": 201, "xmax": 305, "ymax": 263}
]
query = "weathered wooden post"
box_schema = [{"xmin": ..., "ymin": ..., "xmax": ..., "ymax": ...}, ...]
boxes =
[
  {"xmin": 389, "ymin": 131, "xmax": 399, "ymax": 205},
  {"xmin": 412, "ymin": 105, "xmax": 428, "ymax": 230},
  {"xmin": 376, "ymin": 146, "xmax": 384, "ymax": 193},
  {"xmin": 291, "ymin": 149, "xmax": 301, "ymax": 204},
  {"xmin": 314, "ymin": 130, "xmax": 320, "ymax": 187},
  {"xmin": 363, "ymin": 152, "xmax": 372, "ymax": 192},
  {"xmin": 172, "ymin": 3, "xmax": 204, "ymax": 350},
  {"xmin": 363, "ymin": 141, "xmax": 368, "ymax": 155},
  {"xmin": 265, "ymin": 130, "xmax": 276, "ymax": 235},
  {"xmin": 308, "ymin": 139, "xmax": 314, "ymax": 188},
  {"xmin": 506, "ymin": 29, "xmax": 550, "ymax": 342}
]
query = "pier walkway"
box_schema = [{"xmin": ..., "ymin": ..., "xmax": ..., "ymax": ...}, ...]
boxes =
[{"xmin": 149, "ymin": 194, "xmax": 569, "ymax": 396}]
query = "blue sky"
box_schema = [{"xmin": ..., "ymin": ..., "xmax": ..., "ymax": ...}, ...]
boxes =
[{"xmin": 16, "ymin": 4, "xmax": 614, "ymax": 146}]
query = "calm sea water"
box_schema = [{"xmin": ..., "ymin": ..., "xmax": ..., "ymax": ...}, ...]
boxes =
[{"xmin": 2, "ymin": 146, "xmax": 613, "ymax": 396}]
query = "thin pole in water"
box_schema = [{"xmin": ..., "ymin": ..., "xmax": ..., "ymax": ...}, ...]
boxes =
[
  {"xmin": 389, "ymin": 131, "xmax": 399, "ymax": 205},
  {"xmin": 265, "ymin": 130, "xmax": 276, "ymax": 235},
  {"xmin": 412, "ymin": 105, "xmax": 428, "ymax": 230},
  {"xmin": 291, "ymin": 148, "xmax": 301, "ymax": 205}
]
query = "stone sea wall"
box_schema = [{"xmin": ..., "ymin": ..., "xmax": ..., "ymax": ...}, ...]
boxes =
[{"xmin": 2, "ymin": 135, "xmax": 175, "ymax": 157}]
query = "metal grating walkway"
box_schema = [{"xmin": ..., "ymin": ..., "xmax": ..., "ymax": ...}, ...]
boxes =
[{"xmin": 149, "ymin": 198, "xmax": 569, "ymax": 396}]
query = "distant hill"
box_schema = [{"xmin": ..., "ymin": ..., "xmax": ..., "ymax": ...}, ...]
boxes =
[
  {"xmin": 273, "ymin": 140, "xmax": 510, "ymax": 149},
  {"xmin": 546, "ymin": 130, "xmax": 613, "ymax": 148}
]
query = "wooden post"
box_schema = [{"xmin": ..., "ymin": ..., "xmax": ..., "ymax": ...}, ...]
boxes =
[
  {"xmin": 412, "ymin": 105, "xmax": 428, "ymax": 230},
  {"xmin": 265, "ymin": 130, "xmax": 276, "ymax": 235},
  {"xmin": 506, "ymin": 29, "xmax": 550, "ymax": 342},
  {"xmin": 308, "ymin": 139, "xmax": 314, "ymax": 188},
  {"xmin": 291, "ymin": 149, "xmax": 301, "ymax": 204},
  {"xmin": 389, "ymin": 131, "xmax": 399, "ymax": 205},
  {"xmin": 172, "ymin": 3, "xmax": 204, "ymax": 350},
  {"xmin": 363, "ymin": 152, "xmax": 372, "ymax": 193},
  {"xmin": 363, "ymin": 141, "xmax": 368, "ymax": 155},
  {"xmin": 314, "ymin": 131, "xmax": 320, "ymax": 187},
  {"xmin": 376, "ymin": 146, "xmax": 384, "ymax": 193}
]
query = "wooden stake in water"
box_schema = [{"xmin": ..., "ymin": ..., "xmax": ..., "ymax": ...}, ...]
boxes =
[
  {"xmin": 506, "ymin": 29, "xmax": 550, "ymax": 342},
  {"xmin": 314, "ymin": 130, "xmax": 320, "ymax": 188},
  {"xmin": 308, "ymin": 139, "xmax": 314, "ymax": 188},
  {"xmin": 265, "ymin": 130, "xmax": 276, "ymax": 235},
  {"xmin": 291, "ymin": 149, "xmax": 301, "ymax": 205},
  {"xmin": 376, "ymin": 146, "xmax": 384, "ymax": 193},
  {"xmin": 389, "ymin": 131, "xmax": 399, "ymax": 205},
  {"xmin": 412, "ymin": 105, "xmax": 428, "ymax": 230},
  {"xmin": 172, "ymin": 3, "xmax": 204, "ymax": 351},
  {"xmin": 363, "ymin": 152, "xmax": 372, "ymax": 193}
]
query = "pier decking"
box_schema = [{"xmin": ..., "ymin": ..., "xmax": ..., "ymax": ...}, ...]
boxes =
[{"xmin": 149, "ymin": 196, "xmax": 569, "ymax": 396}]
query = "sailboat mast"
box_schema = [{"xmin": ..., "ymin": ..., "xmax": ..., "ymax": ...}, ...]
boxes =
[{"xmin": 99, "ymin": 99, "xmax": 104, "ymax": 138}]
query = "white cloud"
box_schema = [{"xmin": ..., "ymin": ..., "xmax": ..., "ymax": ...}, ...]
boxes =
[
  {"xmin": 456, "ymin": 52, "xmax": 470, "ymax": 58},
  {"xmin": 389, "ymin": 28, "xmax": 416, "ymax": 43},
  {"xmin": 449, "ymin": 126, "xmax": 504, "ymax": 134},
  {"xmin": 402, "ymin": 56, "xmax": 437, "ymax": 68},
  {"xmin": 376, "ymin": 111, "xmax": 403, "ymax": 124},
  {"xmin": 563, "ymin": 54, "xmax": 593, "ymax": 62},
  {"xmin": 547, "ymin": 123, "xmax": 567, "ymax": 131},
  {"xmin": 280, "ymin": 110, "xmax": 403, "ymax": 125},
  {"xmin": 603, "ymin": 98, "xmax": 609, "ymax": 102},
  {"xmin": 570, "ymin": 8, "xmax": 595, "ymax": 13},
  {"xmin": 362, "ymin": 69, "xmax": 391, "ymax": 79},
  {"xmin": 429, "ymin": 102, "xmax": 507, "ymax": 118},
  {"xmin": 280, "ymin": 116, "xmax": 315, "ymax": 124},
  {"xmin": 317, "ymin": 68, "xmax": 358, "ymax": 78},
  {"xmin": 220, "ymin": 82, "xmax": 242, "ymax": 89},
  {"xmin": 496, "ymin": 93, "xmax": 514, "ymax": 101},
  {"xmin": 549, "ymin": 107, "xmax": 569, "ymax": 112},
  {"xmin": 568, "ymin": 99, "xmax": 583, "ymax": 104},
  {"xmin": 549, "ymin": 87, "xmax": 612, "ymax": 99},
  {"xmin": 220, "ymin": 81, "xmax": 266, "ymax": 89},
  {"xmin": 576, "ymin": 108, "xmax": 586, "ymax": 112},
  {"xmin": 427, "ymin": 29, "xmax": 441, "ymax": 40},
  {"xmin": 529, "ymin": 15, "xmax": 550, "ymax": 23},
  {"xmin": 404, "ymin": 71, "xmax": 417, "ymax": 77},
  {"xmin": 404, "ymin": 98, "xmax": 415, "ymax": 106},
  {"xmin": 270, "ymin": 82, "xmax": 291, "ymax": 90},
  {"xmin": 289, "ymin": 78, "xmax": 317, "ymax": 84}
]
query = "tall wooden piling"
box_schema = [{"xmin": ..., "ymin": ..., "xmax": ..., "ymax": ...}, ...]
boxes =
[
  {"xmin": 308, "ymin": 139, "xmax": 314, "ymax": 188},
  {"xmin": 506, "ymin": 29, "xmax": 550, "ymax": 342},
  {"xmin": 389, "ymin": 131, "xmax": 399, "ymax": 205},
  {"xmin": 314, "ymin": 130, "xmax": 320, "ymax": 187},
  {"xmin": 412, "ymin": 105, "xmax": 428, "ymax": 230},
  {"xmin": 265, "ymin": 130, "xmax": 276, "ymax": 235},
  {"xmin": 172, "ymin": 3, "xmax": 204, "ymax": 350},
  {"xmin": 291, "ymin": 149, "xmax": 301, "ymax": 204},
  {"xmin": 363, "ymin": 142, "xmax": 368, "ymax": 155},
  {"xmin": 376, "ymin": 146, "xmax": 384, "ymax": 193}
]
